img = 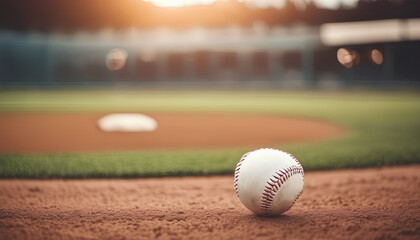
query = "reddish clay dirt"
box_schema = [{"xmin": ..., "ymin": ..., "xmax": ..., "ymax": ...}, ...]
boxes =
[
  {"xmin": 0, "ymin": 165, "xmax": 419, "ymax": 240},
  {"xmin": 0, "ymin": 112, "xmax": 344, "ymax": 154},
  {"xmin": 0, "ymin": 113, "xmax": 417, "ymax": 239}
]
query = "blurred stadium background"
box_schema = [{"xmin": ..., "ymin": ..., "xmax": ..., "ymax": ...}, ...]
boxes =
[
  {"xmin": 1, "ymin": 0, "xmax": 420, "ymax": 88},
  {"xmin": 1, "ymin": 3, "xmax": 420, "ymax": 239},
  {"xmin": 0, "ymin": 0, "xmax": 420, "ymax": 178}
]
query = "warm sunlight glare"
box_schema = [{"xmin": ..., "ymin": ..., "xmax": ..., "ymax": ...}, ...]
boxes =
[
  {"xmin": 142, "ymin": 0, "xmax": 217, "ymax": 8},
  {"xmin": 141, "ymin": 0, "xmax": 358, "ymax": 9}
]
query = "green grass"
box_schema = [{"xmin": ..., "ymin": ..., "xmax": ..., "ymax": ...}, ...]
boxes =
[{"xmin": 0, "ymin": 89, "xmax": 419, "ymax": 178}]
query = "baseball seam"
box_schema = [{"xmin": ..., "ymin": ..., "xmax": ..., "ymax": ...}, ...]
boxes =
[
  {"xmin": 234, "ymin": 150, "xmax": 255, "ymax": 197},
  {"xmin": 234, "ymin": 148, "xmax": 264, "ymax": 197},
  {"xmin": 260, "ymin": 165, "xmax": 304, "ymax": 214}
]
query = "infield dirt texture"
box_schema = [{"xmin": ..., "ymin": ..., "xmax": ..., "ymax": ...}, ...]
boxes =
[
  {"xmin": 0, "ymin": 112, "xmax": 343, "ymax": 153},
  {"xmin": 1, "ymin": 165, "xmax": 419, "ymax": 240}
]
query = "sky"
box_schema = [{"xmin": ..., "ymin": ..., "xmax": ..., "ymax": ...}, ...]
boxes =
[{"xmin": 142, "ymin": 0, "xmax": 359, "ymax": 9}]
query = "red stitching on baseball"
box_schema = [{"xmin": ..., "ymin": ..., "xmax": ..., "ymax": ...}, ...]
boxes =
[
  {"xmin": 260, "ymin": 164, "xmax": 304, "ymax": 214},
  {"xmin": 234, "ymin": 149, "xmax": 259, "ymax": 197}
]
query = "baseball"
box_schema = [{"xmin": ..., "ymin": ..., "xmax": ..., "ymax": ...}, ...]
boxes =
[{"xmin": 234, "ymin": 148, "xmax": 304, "ymax": 215}]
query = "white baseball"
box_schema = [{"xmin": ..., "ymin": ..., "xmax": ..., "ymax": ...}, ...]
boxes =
[{"xmin": 234, "ymin": 148, "xmax": 304, "ymax": 215}]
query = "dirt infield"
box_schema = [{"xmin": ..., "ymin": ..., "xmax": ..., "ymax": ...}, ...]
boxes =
[
  {"xmin": 0, "ymin": 112, "xmax": 344, "ymax": 153},
  {"xmin": 0, "ymin": 165, "xmax": 419, "ymax": 240}
]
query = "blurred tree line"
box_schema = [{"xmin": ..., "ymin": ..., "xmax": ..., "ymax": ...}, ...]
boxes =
[{"xmin": 0, "ymin": 0, "xmax": 419, "ymax": 32}]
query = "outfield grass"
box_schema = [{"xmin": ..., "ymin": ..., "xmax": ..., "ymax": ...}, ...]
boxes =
[{"xmin": 0, "ymin": 89, "xmax": 419, "ymax": 178}]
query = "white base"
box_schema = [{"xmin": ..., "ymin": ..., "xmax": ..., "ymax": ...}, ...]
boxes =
[{"xmin": 97, "ymin": 113, "xmax": 158, "ymax": 132}]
